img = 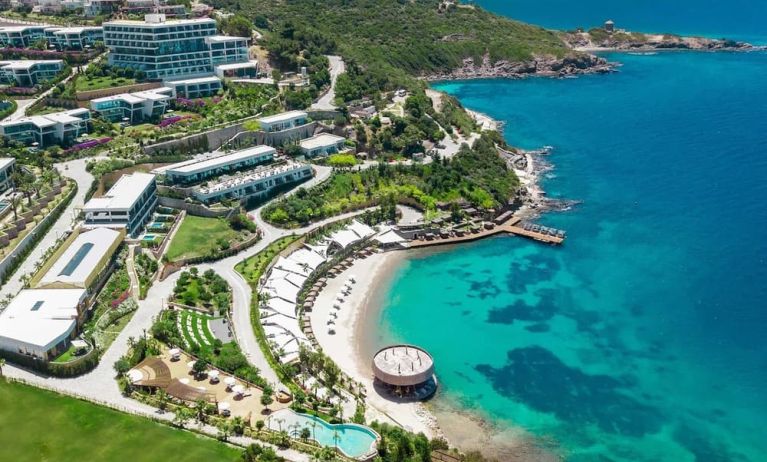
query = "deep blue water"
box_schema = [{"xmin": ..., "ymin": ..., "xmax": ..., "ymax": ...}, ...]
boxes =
[
  {"xmin": 474, "ymin": 0, "xmax": 767, "ymax": 44},
  {"xmin": 373, "ymin": 4, "xmax": 767, "ymax": 461}
]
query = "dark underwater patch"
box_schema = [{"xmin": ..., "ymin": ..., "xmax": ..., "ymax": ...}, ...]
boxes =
[
  {"xmin": 486, "ymin": 290, "xmax": 559, "ymax": 325},
  {"xmin": 525, "ymin": 322, "xmax": 551, "ymax": 333},
  {"xmin": 468, "ymin": 278, "xmax": 502, "ymax": 299},
  {"xmin": 673, "ymin": 424, "xmax": 745, "ymax": 462},
  {"xmin": 475, "ymin": 346, "xmax": 663, "ymax": 437}
]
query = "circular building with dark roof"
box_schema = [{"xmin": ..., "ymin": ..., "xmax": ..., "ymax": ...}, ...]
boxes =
[{"xmin": 372, "ymin": 344, "xmax": 437, "ymax": 399}]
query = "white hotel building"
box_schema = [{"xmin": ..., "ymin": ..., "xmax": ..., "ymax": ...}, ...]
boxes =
[{"xmin": 82, "ymin": 172, "xmax": 158, "ymax": 237}]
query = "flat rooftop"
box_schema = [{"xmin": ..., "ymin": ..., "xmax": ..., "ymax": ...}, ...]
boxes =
[
  {"xmin": 45, "ymin": 26, "xmax": 103, "ymax": 34},
  {"xmin": 197, "ymin": 162, "xmax": 309, "ymax": 195},
  {"xmin": 373, "ymin": 344, "xmax": 434, "ymax": 380},
  {"xmin": 0, "ymin": 158, "xmax": 15, "ymax": 170},
  {"xmin": 216, "ymin": 61, "xmax": 258, "ymax": 71},
  {"xmin": 258, "ymin": 110, "xmax": 308, "ymax": 125},
  {"xmin": 104, "ymin": 17, "xmax": 215, "ymax": 28},
  {"xmin": 300, "ymin": 133, "xmax": 345, "ymax": 150},
  {"xmin": 83, "ymin": 172, "xmax": 155, "ymax": 211},
  {"xmin": 0, "ymin": 109, "xmax": 87, "ymax": 130},
  {"xmin": 165, "ymin": 75, "xmax": 222, "ymax": 86},
  {"xmin": 37, "ymin": 228, "xmax": 122, "ymax": 289},
  {"xmin": 92, "ymin": 87, "xmax": 173, "ymax": 105},
  {"xmin": 206, "ymin": 35, "xmax": 247, "ymax": 43},
  {"xmin": 158, "ymin": 145, "xmax": 276, "ymax": 176},
  {"xmin": 0, "ymin": 59, "xmax": 63, "ymax": 70},
  {"xmin": 0, "ymin": 288, "xmax": 86, "ymax": 350}
]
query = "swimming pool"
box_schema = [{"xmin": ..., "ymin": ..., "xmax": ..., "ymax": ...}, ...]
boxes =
[
  {"xmin": 266, "ymin": 409, "xmax": 378, "ymax": 459},
  {"xmin": 142, "ymin": 234, "xmax": 158, "ymax": 241}
]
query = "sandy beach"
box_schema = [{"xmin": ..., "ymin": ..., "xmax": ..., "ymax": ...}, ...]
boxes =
[{"xmin": 310, "ymin": 250, "xmax": 441, "ymax": 437}]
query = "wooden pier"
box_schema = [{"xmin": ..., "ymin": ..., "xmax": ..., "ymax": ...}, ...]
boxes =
[{"xmin": 408, "ymin": 216, "xmax": 564, "ymax": 248}]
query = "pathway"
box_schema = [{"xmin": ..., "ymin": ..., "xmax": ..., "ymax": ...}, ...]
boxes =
[
  {"xmin": 0, "ymin": 157, "xmax": 95, "ymax": 299},
  {"xmin": 126, "ymin": 244, "xmax": 140, "ymax": 302},
  {"xmin": 3, "ymin": 162, "xmax": 371, "ymax": 462},
  {"xmin": 310, "ymin": 55, "xmax": 345, "ymax": 111}
]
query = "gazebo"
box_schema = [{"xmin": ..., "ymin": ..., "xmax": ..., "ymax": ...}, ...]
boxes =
[{"xmin": 372, "ymin": 344, "xmax": 437, "ymax": 399}]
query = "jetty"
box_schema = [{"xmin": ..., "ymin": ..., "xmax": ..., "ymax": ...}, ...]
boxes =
[{"xmin": 408, "ymin": 215, "xmax": 565, "ymax": 248}]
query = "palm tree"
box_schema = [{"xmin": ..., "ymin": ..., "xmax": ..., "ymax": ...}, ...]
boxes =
[
  {"xmin": 216, "ymin": 419, "xmax": 233, "ymax": 442},
  {"xmin": 156, "ymin": 389, "xmax": 169, "ymax": 412},
  {"xmin": 332, "ymin": 429, "xmax": 340, "ymax": 449},
  {"xmin": 173, "ymin": 406, "xmax": 192, "ymax": 428},
  {"xmin": 310, "ymin": 421, "xmax": 317, "ymax": 442},
  {"xmin": 194, "ymin": 398, "xmax": 207, "ymax": 423}
]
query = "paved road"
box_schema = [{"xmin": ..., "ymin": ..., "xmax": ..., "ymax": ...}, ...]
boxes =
[
  {"xmin": 310, "ymin": 55, "xmax": 345, "ymax": 111},
  {"xmin": 0, "ymin": 157, "xmax": 95, "ymax": 299},
  {"xmin": 3, "ymin": 163, "xmax": 360, "ymax": 462}
]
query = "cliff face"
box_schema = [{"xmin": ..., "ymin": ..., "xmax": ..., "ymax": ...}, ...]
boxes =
[
  {"xmin": 561, "ymin": 30, "xmax": 754, "ymax": 51},
  {"xmin": 423, "ymin": 52, "xmax": 614, "ymax": 81}
]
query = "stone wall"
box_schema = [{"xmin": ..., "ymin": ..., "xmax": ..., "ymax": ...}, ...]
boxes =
[{"xmin": 142, "ymin": 121, "xmax": 318, "ymax": 156}]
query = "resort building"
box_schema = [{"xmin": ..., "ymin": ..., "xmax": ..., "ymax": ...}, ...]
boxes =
[
  {"xmin": 83, "ymin": 0, "xmax": 123, "ymax": 17},
  {"xmin": 258, "ymin": 111, "xmax": 309, "ymax": 133},
  {"xmin": 103, "ymin": 15, "xmax": 249, "ymax": 81},
  {"xmin": 299, "ymin": 133, "xmax": 347, "ymax": 158},
  {"xmin": 0, "ymin": 25, "xmax": 47, "ymax": 48},
  {"xmin": 0, "ymin": 288, "xmax": 87, "ymax": 360},
  {"xmin": 90, "ymin": 87, "xmax": 174, "ymax": 123},
  {"xmin": 122, "ymin": 0, "xmax": 188, "ymax": 17},
  {"xmin": 153, "ymin": 145, "xmax": 276, "ymax": 185},
  {"xmin": 35, "ymin": 227, "xmax": 123, "ymax": 290},
  {"xmin": 372, "ymin": 344, "xmax": 437, "ymax": 399},
  {"xmin": 44, "ymin": 26, "xmax": 104, "ymax": 51},
  {"xmin": 0, "ymin": 157, "xmax": 15, "ymax": 193},
  {"xmin": 214, "ymin": 61, "xmax": 259, "ymax": 79},
  {"xmin": 0, "ymin": 108, "xmax": 91, "ymax": 147},
  {"xmin": 0, "ymin": 60, "xmax": 64, "ymax": 87},
  {"xmin": 82, "ymin": 172, "xmax": 158, "ymax": 237},
  {"xmin": 192, "ymin": 161, "xmax": 313, "ymax": 204},
  {"xmin": 164, "ymin": 76, "xmax": 222, "ymax": 98}
]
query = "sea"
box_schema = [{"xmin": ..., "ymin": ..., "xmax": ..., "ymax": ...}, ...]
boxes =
[{"xmin": 367, "ymin": 2, "xmax": 767, "ymax": 461}]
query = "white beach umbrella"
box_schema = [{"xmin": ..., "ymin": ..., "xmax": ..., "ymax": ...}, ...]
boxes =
[
  {"xmin": 168, "ymin": 348, "xmax": 180, "ymax": 357},
  {"xmin": 208, "ymin": 370, "xmax": 220, "ymax": 381},
  {"xmin": 218, "ymin": 401, "xmax": 231, "ymax": 412},
  {"xmin": 224, "ymin": 377, "xmax": 237, "ymax": 388},
  {"xmin": 348, "ymin": 274, "xmax": 357, "ymax": 283},
  {"xmin": 232, "ymin": 385, "xmax": 245, "ymax": 395}
]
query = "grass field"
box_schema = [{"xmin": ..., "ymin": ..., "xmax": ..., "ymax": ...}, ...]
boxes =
[
  {"xmin": 0, "ymin": 380, "xmax": 241, "ymax": 462},
  {"xmin": 165, "ymin": 215, "xmax": 239, "ymax": 262},
  {"xmin": 75, "ymin": 75, "xmax": 137, "ymax": 92},
  {"xmin": 178, "ymin": 309, "xmax": 218, "ymax": 350}
]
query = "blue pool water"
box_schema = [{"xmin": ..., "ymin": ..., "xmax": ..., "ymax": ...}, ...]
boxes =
[
  {"xmin": 372, "ymin": 4, "xmax": 767, "ymax": 461},
  {"xmin": 267, "ymin": 410, "xmax": 377, "ymax": 458}
]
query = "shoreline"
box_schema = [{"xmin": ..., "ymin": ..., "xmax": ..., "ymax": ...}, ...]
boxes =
[
  {"xmin": 311, "ymin": 246, "xmax": 565, "ymax": 461},
  {"xmin": 310, "ymin": 251, "xmax": 442, "ymax": 438}
]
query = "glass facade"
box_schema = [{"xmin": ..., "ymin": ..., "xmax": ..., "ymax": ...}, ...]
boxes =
[{"xmin": 104, "ymin": 18, "xmax": 248, "ymax": 80}]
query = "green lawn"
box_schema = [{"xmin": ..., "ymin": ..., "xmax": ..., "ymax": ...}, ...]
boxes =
[
  {"xmin": 179, "ymin": 310, "xmax": 218, "ymax": 350},
  {"xmin": 0, "ymin": 381, "xmax": 241, "ymax": 462},
  {"xmin": 76, "ymin": 75, "xmax": 137, "ymax": 92},
  {"xmin": 165, "ymin": 215, "xmax": 239, "ymax": 262}
]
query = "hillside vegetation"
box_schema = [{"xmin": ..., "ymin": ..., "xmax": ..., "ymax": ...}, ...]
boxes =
[{"xmin": 212, "ymin": 0, "xmax": 569, "ymax": 86}]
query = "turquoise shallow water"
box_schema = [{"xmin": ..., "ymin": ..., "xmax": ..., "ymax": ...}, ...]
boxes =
[{"xmin": 373, "ymin": 18, "xmax": 767, "ymax": 462}]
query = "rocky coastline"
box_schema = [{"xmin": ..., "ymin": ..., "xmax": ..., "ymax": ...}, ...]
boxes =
[
  {"xmin": 562, "ymin": 30, "xmax": 760, "ymax": 52},
  {"xmin": 423, "ymin": 52, "xmax": 616, "ymax": 81}
]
